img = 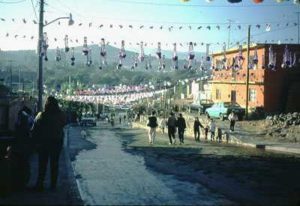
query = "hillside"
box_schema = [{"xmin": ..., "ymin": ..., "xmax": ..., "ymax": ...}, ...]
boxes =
[{"xmin": 0, "ymin": 45, "xmax": 209, "ymax": 91}]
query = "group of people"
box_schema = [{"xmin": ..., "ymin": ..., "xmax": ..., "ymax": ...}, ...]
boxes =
[
  {"xmin": 147, "ymin": 111, "xmax": 187, "ymax": 145},
  {"xmin": 147, "ymin": 111, "xmax": 238, "ymax": 145},
  {"xmin": 8, "ymin": 96, "xmax": 66, "ymax": 192}
]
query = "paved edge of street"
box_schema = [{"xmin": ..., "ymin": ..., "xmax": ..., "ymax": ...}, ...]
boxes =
[
  {"xmin": 64, "ymin": 125, "xmax": 84, "ymax": 205},
  {"xmin": 132, "ymin": 122, "xmax": 300, "ymax": 155}
]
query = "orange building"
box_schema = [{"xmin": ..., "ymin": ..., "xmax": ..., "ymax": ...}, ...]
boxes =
[{"xmin": 210, "ymin": 44, "xmax": 300, "ymax": 113}]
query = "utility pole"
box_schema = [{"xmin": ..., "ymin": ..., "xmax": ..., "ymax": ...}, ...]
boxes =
[
  {"xmin": 227, "ymin": 19, "xmax": 233, "ymax": 50},
  {"xmin": 296, "ymin": 12, "xmax": 300, "ymax": 44},
  {"xmin": 38, "ymin": 0, "xmax": 44, "ymax": 112},
  {"xmin": 245, "ymin": 25, "xmax": 251, "ymax": 120},
  {"xmin": 18, "ymin": 66, "xmax": 21, "ymax": 91},
  {"xmin": 37, "ymin": 4, "xmax": 73, "ymax": 111},
  {"xmin": 8, "ymin": 60, "xmax": 13, "ymax": 90}
]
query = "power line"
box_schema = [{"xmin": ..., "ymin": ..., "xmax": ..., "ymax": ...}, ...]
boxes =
[
  {"xmin": 234, "ymin": 24, "xmax": 298, "ymax": 45},
  {"xmin": 30, "ymin": 0, "xmax": 38, "ymax": 20},
  {"xmin": 0, "ymin": 0, "xmax": 26, "ymax": 4},
  {"xmin": 106, "ymin": 0, "xmax": 298, "ymax": 8}
]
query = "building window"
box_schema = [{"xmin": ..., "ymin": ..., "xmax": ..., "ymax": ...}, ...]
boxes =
[
  {"xmin": 249, "ymin": 89, "xmax": 256, "ymax": 102},
  {"xmin": 231, "ymin": 90, "xmax": 236, "ymax": 103},
  {"xmin": 216, "ymin": 89, "xmax": 221, "ymax": 100},
  {"xmin": 216, "ymin": 59, "xmax": 223, "ymax": 70}
]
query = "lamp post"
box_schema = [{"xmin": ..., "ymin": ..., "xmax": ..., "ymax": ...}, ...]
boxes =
[{"xmin": 37, "ymin": 0, "xmax": 74, "ymax": 111}]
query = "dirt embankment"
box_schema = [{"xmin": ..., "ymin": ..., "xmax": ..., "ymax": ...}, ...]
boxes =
[{"xmin": 238, "ymin": 115, "xmax": 300, "ymax": 143}]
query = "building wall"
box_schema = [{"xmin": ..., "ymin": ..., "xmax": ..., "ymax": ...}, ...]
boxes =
[
  {"xmin": 211, "ymin": 82, "xmax": 264, "ymax": 108},
  {"xmin": 211, "ymin": 45, "xmax": 266, "ymax": 109},
  {"xmin": 210, "ymin": 44, "xmax": 300, "ymax": 112},
  {"xmin": 263, "ymin": 44, "xmax": 295, "ymax": 113}
]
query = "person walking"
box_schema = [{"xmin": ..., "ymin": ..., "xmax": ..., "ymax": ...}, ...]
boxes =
[
  {"xmin": 159, "ymin": 118, "xmax": 166, "ymax": 134},
  {"xmin": 13, "ymin": 106, "xmax": 34, "ymax": 190},
  {"xmin": 167, "ymin": 112, "xmax": 177, "ymax": 145},
  {"xmin": 119, "ymin": 115, "xmax": 122, "ymax": 124},
  {"xmin": 31, "ymin": 96, "xmax": 66, "ymax": 191},
  {"xmin": 228, "ymin": 111, "xmax": 238, "ymax": 132},
  {"xmin": 147, "ymin": 111, "xmax": 158, "ymax": 144},
  {"xmin": 193, "ymin": 117, "xmax": 204, "ymax": 142},
  {"xmin": 176, "ymin": 113, "xmax": 186, "ymax": 144},
  {"xmin": 204, "ymin": 116, "xmax": 210, "ymax": 141},
  {"xmin": 209, "ymin": 119, "xmax": 216, "ymax": 141}
]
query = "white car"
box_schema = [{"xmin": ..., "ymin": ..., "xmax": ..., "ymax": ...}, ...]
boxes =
[{"xmin": 80, "ymin": 117, "xmax": 97, "ymax": 126}]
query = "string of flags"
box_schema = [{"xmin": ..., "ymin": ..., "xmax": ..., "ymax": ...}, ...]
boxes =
[
  {"xmin": 35, "ymin": 34, "xmax": 300, "ymax": 72},
  {"xmin": 39, "ymin": 35, "xmax": 213, "ymax": 70},
  {"xmin": 1, "ymin": 31, "xmax": 297, "ymax": 47},
  {"xmin": 212, "ymin": 43, "xmax": 299, "ymax": 73},
  {"xmin": 0, "ymin": 17, "xmax": 298, "ymax": 32}
]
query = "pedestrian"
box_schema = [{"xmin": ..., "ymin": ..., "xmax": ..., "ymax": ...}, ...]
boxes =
[
  {"xmin": 12, "ymin": 106, "xmax": 34, "ymax": 190},
  {"xmin": 31, "ymin": 96, "xmax": 66, "ymax": 191},
  {"xmin": 167, "ymin": 112, "xmax": 177, "ymax": 145},
  {"xmin": 159, "ymin": 118, "xmax": 166, "ymax": 134},
  {"xmin": 81, "ymin": 130, "xmax": 87, "ymax": 139},
  {"xmin": 209, "ymin": 119, "xmax": 216, "ymax": 141},
  {"xmin": 228, "ymin": 111, "xmax": 238, "ymax": 132},
  {"xmin": 204, "ymin": 116, "xmax": 210, "ymax": 141},
  {"xmin": 176, "ymin": 113, "xmax": 186, "ymax": 144},
  {"xmin": 111, "ymin": 117, "xmax": 115, "ymax": 127},
  {"xmin": 119, "ymin": 115, "xmax": 122, "ymax": 124},
  {"xmin": 216, "ymin": 127, "xmax": 222, "ymax": 143},
  {"xmin": 193, "ymin": 117, "xmax": 204, "ymax": 142},
  {"xmin": 124, "ymin": 114, "xmax": 126, "ymax": 122},
  {"xmin": 204, "ymin": 125, "xmax": 209, "ymax": 141},
  {"xmin": 147, "ymin": 111, "xmax": 158, "ymax": 144}
]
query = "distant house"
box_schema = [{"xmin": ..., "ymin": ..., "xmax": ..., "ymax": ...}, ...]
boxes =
[
  {"xmin": 190, "ymin": 79, "xmax": 212, "ymax": 104},
  {"xmin": 210, "ymin": 44, "xmax": 300, "ymax": 113}
]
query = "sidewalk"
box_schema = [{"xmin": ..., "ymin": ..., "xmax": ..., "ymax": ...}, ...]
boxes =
[
  {"xmin": 0, "ymin": 128, "xmax": 83, "ymax": 205},
  {"xmin": 228, "ymin": 129, "xmax": 300, "ymax": 155}
]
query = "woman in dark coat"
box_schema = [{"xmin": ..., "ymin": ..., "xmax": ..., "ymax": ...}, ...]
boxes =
[{"xmin": 32, "ymin": 96, "xmax": 66, "ymax": 191}]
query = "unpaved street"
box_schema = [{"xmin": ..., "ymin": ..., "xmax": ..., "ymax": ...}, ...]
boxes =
[
  {"xmin": 71, "ymin": 123, "xmax": 233, "ymax": 205},
  {"xmin": 69, "ymin": 121, "xmax": 300, "ymax": 206}
]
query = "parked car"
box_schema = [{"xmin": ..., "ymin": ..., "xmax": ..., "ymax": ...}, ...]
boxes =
[
  {"xmin": 205, "ymin": 102, "xmax": 245, "ymax": 120},
  {"xmin": 198, "ymin": 99, "xmax": 214, "ymax": 114},
  {"xmin": 99, "ymin": 113, "xmax": 109, "ymax": 121},
  {"xmin": 80, "ymin": 117, "xmax": 97, "ymax": 126},
  {"xmin": 188, "ymin": 99, "xmax": 214, "ymax": 114}
]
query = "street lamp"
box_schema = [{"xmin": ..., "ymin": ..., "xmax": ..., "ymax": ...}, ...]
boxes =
[{"xmin": 37, "ymin": 0, "xmax": 74, "ymax": 111}]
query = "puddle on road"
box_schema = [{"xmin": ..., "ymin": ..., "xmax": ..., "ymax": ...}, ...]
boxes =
[{"xmin": 72, "ymin": 127, "xmax": 234, "ymax": 205}]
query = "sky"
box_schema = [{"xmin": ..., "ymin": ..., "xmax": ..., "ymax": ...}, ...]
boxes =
[{"xmin": 0, "ymin": 0, "xmax": 299, "ymax": 53}]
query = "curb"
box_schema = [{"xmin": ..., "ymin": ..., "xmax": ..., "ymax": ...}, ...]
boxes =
[
  {"xmin": 64, "ymin": 126, "xmax": 85, "ymax": 205},
  {"xmin": 265, "ymin": 145, "xmax": 300, "ymax": 154}
]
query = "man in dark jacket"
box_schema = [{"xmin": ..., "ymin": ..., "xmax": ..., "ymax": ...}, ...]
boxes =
[
  {"xmin": 147, "ymin": 111, "xmax": 158, "ymax": 144},
  {"xmin": 176, "ymin": 113, "xmax": 186, "ymax": 144},
  {"xmin": 32, "ymin": 96, "xmax": 66, "ymax": 191},
  {"xmin": 193, "ymin": 117, "xmax": 204, "ymax": 142},
  {"xmin": 167, "ymin": 112, "xmax": 177, "ymax": 144}
]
